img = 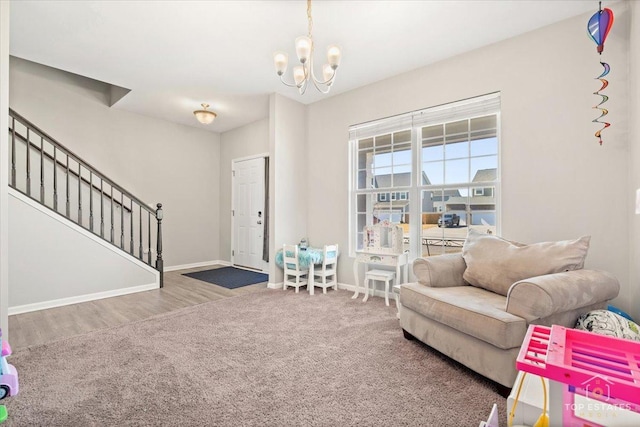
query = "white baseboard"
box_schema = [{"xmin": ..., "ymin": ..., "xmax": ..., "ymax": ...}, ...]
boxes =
[
  {"xmin": 165, "ymin": 260, "xmax": 231, "ymax": 272},
  {"xmin": 267, "ymin": 282, "xmax": 283, "ymax": 289},
  {"xmin": 9, "ymin": 282, "xmax": 159, "ymax": 315}
]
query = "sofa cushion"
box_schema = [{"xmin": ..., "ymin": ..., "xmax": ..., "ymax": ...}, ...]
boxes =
[
  {"xmin": 462, "ymin": 229, "xmax": 590, "ymax": 296},
  {"xmin": 400, "ymin": 282, "xmax": 527, "ymax": 349},
  {"xmin": 413, "ymin": 253, "xmax": 468, "ymax": 287}
]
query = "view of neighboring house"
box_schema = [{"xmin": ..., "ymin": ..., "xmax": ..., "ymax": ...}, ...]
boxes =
[
  {"xmin": 372, "ymin": 169, "xmax": 496, "ymax": 227},
  {"xmin": 439, "ymin": 168, "xmax": 497, "ymax": 226}
]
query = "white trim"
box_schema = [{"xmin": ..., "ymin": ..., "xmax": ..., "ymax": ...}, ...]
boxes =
[
  {"xmin": 267, "ymin": 282, "xmax": 282, "ymax": 289},
  {"xmin": 165, "ymin": 260, "xmax": 231, "ymax": 272},
  {"xmin": 231, "ymin": 152, "xmax": 270, "ymax": 163},
  {"xmin": 8, "ymin": 188, "xmax": 160, "ymax": 278},
  {"xmin": 8, "ymin": 282, "xmax": 158, "ymax": 315}
]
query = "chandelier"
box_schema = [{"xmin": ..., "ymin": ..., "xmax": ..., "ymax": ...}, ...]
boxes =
[{"xmin": 273, "ymin": 0, "xmax": 342, "ymax": 94}]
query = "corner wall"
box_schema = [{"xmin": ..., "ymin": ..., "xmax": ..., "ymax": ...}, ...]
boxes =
[
  {"xmin": 268, "ymin": 94, "xmax": 307, "ymax": 284},
  {"xmin": 9, "ymin": 57, "xmax": 221, "ymax": 268},
  {"xmin": 0, "ymin": 2, "xmax": 10, "ymax": 337},
  {"xmin": 629, "ymin": 0, "xmax": 640, "ymax": 322},
  {"xmin": 307, "ymin": 4, "xmax": 631, "ymax": 312}
]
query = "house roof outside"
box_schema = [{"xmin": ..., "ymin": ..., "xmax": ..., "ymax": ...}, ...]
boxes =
[{"xmin": 472, "ymin": 168, "xmax": 497, "ymax": 183}]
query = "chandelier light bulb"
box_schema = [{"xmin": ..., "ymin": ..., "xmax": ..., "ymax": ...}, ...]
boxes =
[
  {"xmin": 327, "ymin": 45, "xmax": 341, "ymax": 69},
  {"xmin": 293, "ymin": 66, "xmax": 306, "ymax": 87},
  {"xmin": 322, "ymin": 64, "xmax": 334, "ymax": 86},
  {"xmin": 295, "ymin": 36, "xmax": 312, "ymax": 64},
  {"xmin": 273, "ymin": 52, "xmax": 289, "ymax": 76}
]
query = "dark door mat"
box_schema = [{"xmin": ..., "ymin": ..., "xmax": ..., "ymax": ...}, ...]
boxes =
[{"xmin": 183, "ymin": 266, "xmax": 268, "ymax": 289}]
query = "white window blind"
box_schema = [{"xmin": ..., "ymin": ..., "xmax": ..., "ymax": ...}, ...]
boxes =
[{"xmin": 349, "ymin": 92, "xmax": 500, "ymax": 140}]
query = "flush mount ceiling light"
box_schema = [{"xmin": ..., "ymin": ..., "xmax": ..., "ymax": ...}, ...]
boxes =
[
  {"xmin": 273, "ymin": 0, "xmax": 342, "ymax": 95},
  {"xmin": 193, "ymin": 103, "xmax": 217, "ymax": 125}
]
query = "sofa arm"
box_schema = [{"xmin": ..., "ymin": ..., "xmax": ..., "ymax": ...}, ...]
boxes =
[
  {"xmin": 505, "ymin": 270, "xmax": 620, "ymax": 321},
  {"xmin": 412, "ymin": 253, "xmax": 468, "ymax": 287}
]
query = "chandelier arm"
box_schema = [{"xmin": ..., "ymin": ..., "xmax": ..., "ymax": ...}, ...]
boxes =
[
  {"xmin": 306, "ymin": 55, "xmax": 335, "ymax": 93},
  {"xmin": 299, "ymin": 79, "xmax": 309, "ymax": 95},
  {"xmin": 309, "ymin": 62, "xmax": 337, "ymax": 86},
  {"xmin": 309, "ymin": 75, "xmax": 332, "ymax": 94},
  {"xmin": 279, "ymin": 74, "xmax": 302, "ymax": 88}
]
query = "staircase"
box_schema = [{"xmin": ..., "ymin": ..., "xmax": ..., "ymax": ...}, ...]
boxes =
[{"xmin": 7, "ymin": 109, "xmax": 164, "ymax": 286}]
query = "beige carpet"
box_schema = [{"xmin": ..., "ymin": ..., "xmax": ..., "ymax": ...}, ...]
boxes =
[{"xmin": 5, "ymin": 289, "xmax": 507, "ymax": 426}]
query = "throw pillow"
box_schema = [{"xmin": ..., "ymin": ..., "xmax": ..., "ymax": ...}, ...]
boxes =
[
  {"xmin": 461, "ymin": 229, "xmax": 590, "ymax": 296},
  {"xmin": 576, "ymin": 309, "xmax": 640, "ymax": 342}
]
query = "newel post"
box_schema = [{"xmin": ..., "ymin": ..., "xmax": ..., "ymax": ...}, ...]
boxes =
[{"xmin": 156, "ymin": 202, "xmax": 164, "ymax": 288}]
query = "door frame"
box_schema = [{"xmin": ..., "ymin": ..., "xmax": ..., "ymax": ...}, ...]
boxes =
[{"xmin": 231, "ymin": 152, "xmax": 269, "ymax": 272}]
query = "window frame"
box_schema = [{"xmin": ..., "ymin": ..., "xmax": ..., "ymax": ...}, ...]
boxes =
[{"xmin": 349, "ymin": 94, "xmax": 501, "ymax": 258}]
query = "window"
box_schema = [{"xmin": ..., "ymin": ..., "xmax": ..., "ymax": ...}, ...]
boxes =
[{"xmin": 349, "ymin": 93, "xmax": 500, "ymax": 257}]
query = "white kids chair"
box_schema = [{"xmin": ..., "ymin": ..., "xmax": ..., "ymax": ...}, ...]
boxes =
[
  {"xmin": 283, "ymin": 244, "xmax": 308, "ymax": 293},
  {"xmin": 364, "ymin": 269, "xmax": 396, "ymax": 306},
  {"xmin": 313, "ymin": 244, "xmax": 338, "ymax": 294}
]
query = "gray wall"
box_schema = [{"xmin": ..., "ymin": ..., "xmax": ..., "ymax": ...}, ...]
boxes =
[
  {"xmin": 268, "ymin": 94, "xmax": 308, "ymax": 284},
  {"xmin": 629, "ymin": 0, "xmax": 640, "ymax": 322},
  {"xmin": 307, "ymin": 4, "xmax": 632, "ymax": 314},
  {"xmin": 9, "ymin": 57, "xmax": 221, "ymax": 267},
  {"xmin": 8, "ymin": 190, "xmax": 157, "ymax": 310},
  {"xmin": 219, "ymin": 118, "xmax": 269, "ymax": 263},
  {"xmin": 0, "ymin": 2, "xmax": 10, "ymax": 337}
]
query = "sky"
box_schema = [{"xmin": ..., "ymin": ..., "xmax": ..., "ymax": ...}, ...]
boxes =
[{"xmin": 367, "ymin": 136, "xmax": 498, "ymax": 186}]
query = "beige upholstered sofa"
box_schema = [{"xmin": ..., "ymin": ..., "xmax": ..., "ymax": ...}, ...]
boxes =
[{"xmin": 398, "ymin": 231, "xmax": 620, "ymax": 388}]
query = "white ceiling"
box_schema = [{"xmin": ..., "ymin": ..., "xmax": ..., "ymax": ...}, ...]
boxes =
[{"xmin": 9, "ymin": 0, "xmax": 598, "ymax": 134}]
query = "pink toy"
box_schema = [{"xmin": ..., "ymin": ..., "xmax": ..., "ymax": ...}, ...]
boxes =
[
  {"xmin": 517, "ymin": 325, "xmax": 640, "ymax": 426},
  {"xmin": 0, "ymin": 329, "xmax": 18, "ymax": 401}
]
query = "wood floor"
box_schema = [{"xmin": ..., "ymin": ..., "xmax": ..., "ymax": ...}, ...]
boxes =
[{"xmin": 8, "ymin": 265, "xmax": 268, "ymax": 351}]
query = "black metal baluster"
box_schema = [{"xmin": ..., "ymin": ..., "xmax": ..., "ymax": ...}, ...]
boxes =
[
  {"xmin": 120, "ymin": 192, "xmax": 124, "ymax": 249},
  {"xmin": 78, "ymin": 164, "xmax": 82, "ymax": 226},
  {"xmin": 100, "ymin": 180, "xmax": 104, "ymax": 238},
  {"xmin": 110, "ymin": 186, "xmax": 114, "ymax": 243},
  {"xmin": 53, "ymin": 147, "xmax": 58, "ymax": 212},
  {"xmin": 156, "ymin": 203, "xmax": 164, "ymax": 287},
  {"xmin": 26, "ymin": 128, "xmax": 31, "ymax": 196},
  {"xmin": 130, "ymin": 199, "xmax": 134, "ymax": 255},
  {"xmin": 10, "ymin": 117, "xmax": 16, "ymax": 187},
  {"xmin": 148, "ymin": 211, "xmax": 152, "ymax": 265},
  {"xmin": 66, "ymin": 155, "xmax": 70, "ymax": 218},
  {"xmin": 89, "ymin": 171, "xmax": 94, "ymax": 232},
  {"xmin": 139, "ymin": 206, "xmax": 143, "ymax": 260},
  {"xmin": 40, "ymin": 137, "xmax": 44, "ymax": 203}
]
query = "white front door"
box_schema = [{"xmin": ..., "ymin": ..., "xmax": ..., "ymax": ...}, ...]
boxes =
[{"xmin": 232, "ymin": 157, "xmax": 265, "ymax": 270}]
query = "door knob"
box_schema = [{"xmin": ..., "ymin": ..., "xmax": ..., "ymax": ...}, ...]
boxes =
[{"xmin": 257, "ymin": 220, "xmax": 262, "ymax": 224}]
